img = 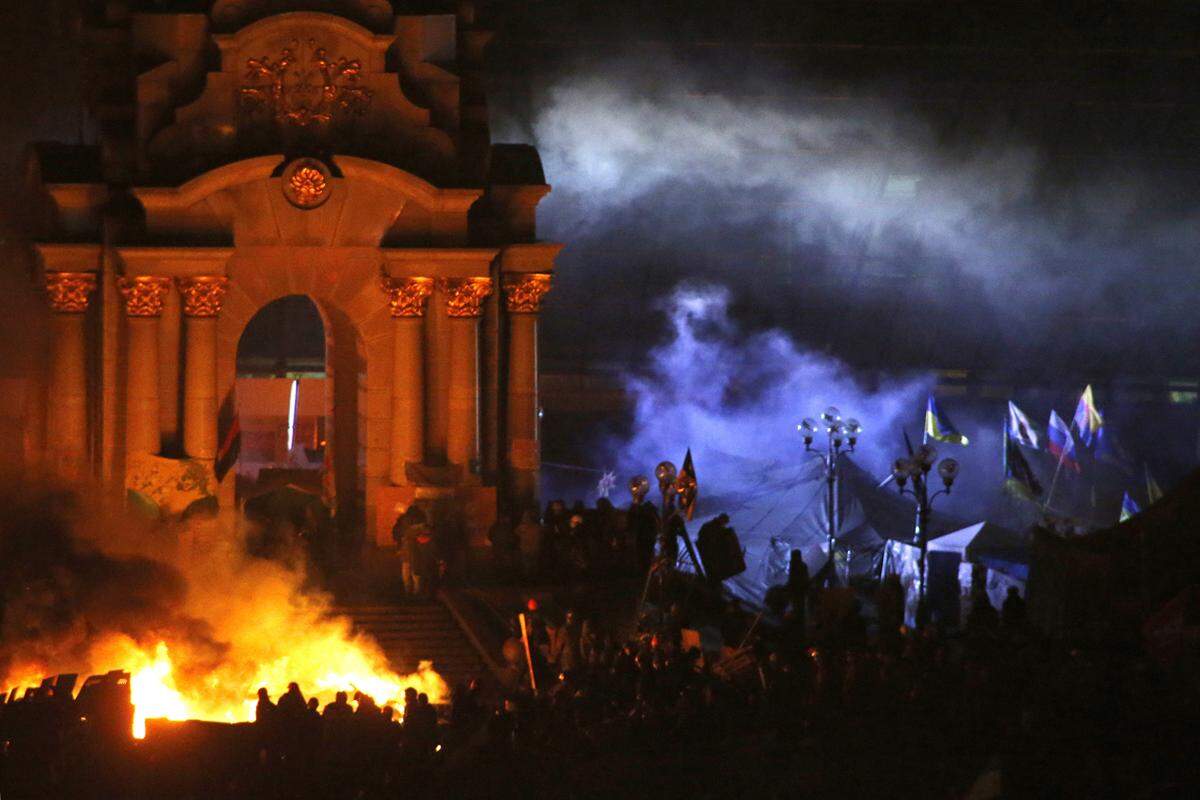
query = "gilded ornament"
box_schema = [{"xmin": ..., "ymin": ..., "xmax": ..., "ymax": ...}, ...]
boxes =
[
  {"xmin": 379, "ymin": 276, "xmax": 434, "ymax": 317},
  {"xmin": 440, "ymin": 277, "xmax": 493, "ymax": 318},
  {"xmin": 282, "ymin": 158, "xmax": 332, "ymax": 209},
  {"xmin": 502, "ymin": 273, "xmax": 553, "ymax": 313},
  {"xmin": 177, "ymin": 276, "xmax": 230, "ymax": 318},
  {"xmin": 117, "ymin": 276, "xmax": 172, "ymax": 317},
  {"xmin": 45, "ymin": 271, "xmax": 97, "ymax": 313},
  {"xmin": 240, "ymin": 39, "xmax": 372, "ymax": 129}
]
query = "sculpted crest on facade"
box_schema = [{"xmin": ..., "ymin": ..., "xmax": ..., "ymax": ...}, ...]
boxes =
[{"xmin": 25, "ymin": 1, "xmax": 562, "ymax": 547}]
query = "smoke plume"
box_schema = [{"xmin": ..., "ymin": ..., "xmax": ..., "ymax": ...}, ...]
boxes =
[{"xmin": 496, "ymin": 53, "xmax": 1200, "ymax": 373}]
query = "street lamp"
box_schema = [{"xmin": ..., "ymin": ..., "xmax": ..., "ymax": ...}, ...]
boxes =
[
  {"xmin": 629, "ymin": 475, "xmax": 650, "ymax": 505},
  {"xmin": 891, "ymin": 444, "xmax": 959, "ymax": 626},
  {"xmin": 654, "ymin": 460, "xmax": 677, "ymax": 517},
  {"xmin": 646, "ymin": 460, "xmax": 706, "ymax": 578},
  {"xmin": 798, "ymin": 406, "xmax": 863, "ymax": 587}
]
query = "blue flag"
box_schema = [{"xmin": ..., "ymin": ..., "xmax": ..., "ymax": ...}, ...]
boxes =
[{"xmin": 1119, "ymin": 491, "xmax": 1141, "ymax": 523}]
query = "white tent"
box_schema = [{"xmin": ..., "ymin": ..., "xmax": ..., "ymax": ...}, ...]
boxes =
[{"xmin": 884, "ymin": 520, "xmax": 1029, "ymax": 625}]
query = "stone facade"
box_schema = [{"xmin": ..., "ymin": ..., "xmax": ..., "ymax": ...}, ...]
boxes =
[{"xmin": 26, "ymin": 3, "xmax": 560, "ymax": 546}]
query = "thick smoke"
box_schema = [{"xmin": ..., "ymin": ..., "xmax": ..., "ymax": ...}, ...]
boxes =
[
  {"xmin": 0, "ymin": 484, "xmax": 225, "ymax": 686},
  {"xmin": 493, "ymin": 52, "xmax": 1198, "ymax": 509},
  {"xmin": 607, "ymin": 284, "xmax": 1012, "ymax": 520},
  {"xmin": 614, "ymin": 283, "xmax": 926, "ymax": 482},
  {"xmin": 496, "ymin": 53, "xmax": 1200, "ymax": 372}
]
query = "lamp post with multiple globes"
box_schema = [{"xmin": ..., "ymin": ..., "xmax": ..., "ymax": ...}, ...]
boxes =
[
  {"xmin": 890, "ymin": 444, "xmax": 960, "ymax": 626},
  {"xmin": 798, "ymin": 407, "xmax": 863, "ymax": 587}
]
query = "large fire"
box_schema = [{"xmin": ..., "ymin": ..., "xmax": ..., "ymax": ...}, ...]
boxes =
[
  {"xmin": 7, "ymin": 621, "xmax": 448, "ymax": 739},
  {"xmin": 0, "ymin": 505, "xmax": 448, "ymax": 739}
]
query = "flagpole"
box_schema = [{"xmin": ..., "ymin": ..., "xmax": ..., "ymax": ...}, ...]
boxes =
[
  {"xmin": 1042, "ymin": 417, "xmax": 1077, "ymax": 512},
  {"xmin": 1002, "ymin": 415, "xmax": 1009, "ymax": 479}
]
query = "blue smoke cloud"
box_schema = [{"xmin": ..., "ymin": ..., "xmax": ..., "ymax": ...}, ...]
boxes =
[{"xmin": 610, "ymin": 283, "xmax": 930, "ymax": 493}]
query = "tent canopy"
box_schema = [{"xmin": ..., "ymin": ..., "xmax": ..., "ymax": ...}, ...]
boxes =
[
  {"xmin": 928, "ymin": 520, "xmax": 1030, "ymax": 580},
  {"xmin": 701, "ymin": 455, "xmax": 967, "ymax": 606}
]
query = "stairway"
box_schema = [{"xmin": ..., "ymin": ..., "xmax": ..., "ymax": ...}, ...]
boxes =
[{"xmin": 331, "ymin": 601, "xmax": 490, "ymax": 692}]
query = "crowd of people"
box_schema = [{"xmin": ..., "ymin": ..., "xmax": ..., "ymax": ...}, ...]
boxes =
[
  {"xmin": 243, "ymin": 682, "xmax": 442, "ymax": 799},
  {"xmin": 481, "ymin": 495, "xmax": 666, "ymax": 584},
  {"xmin": 4, "ymin": 497, "xmax": 1199, "ymax": 798}
]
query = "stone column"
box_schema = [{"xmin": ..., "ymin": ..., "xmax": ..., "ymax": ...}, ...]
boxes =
[
  {"xmin": 502, "ymin": 273, "xmax": 552, "ymax": 510},
  {"xmin": 380, "ymin": 275, "xmax": 434, "ymax": 485},
  {"xmin": 117, "ymin": 276, "xmax": 171, "ymax": 460},
  {"xmin": 45, "ymin": 272, "xmax": 98, "ymax": 478},
  {"xmin": 442, "ymin": 277, "xmax": 492, "ymax": 478},
  {"xmin": 177, "ymin": 276, "xmax": 229, "ymax": 461},
  {"xmin": 157, "ymin": 285, "xmax": 182, "ymax": 448}
]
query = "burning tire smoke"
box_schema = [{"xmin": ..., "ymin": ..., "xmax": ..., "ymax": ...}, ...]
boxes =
[{"xmin": 0, "ymin": 481, "xmax": 446, "ymax": 737}]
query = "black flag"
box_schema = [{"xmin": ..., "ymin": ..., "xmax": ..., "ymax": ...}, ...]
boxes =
[
  {"xmin": 677, "ymin": 449, "xmax": 698, "ymax": 520},
  {"xmin": 1004, "ymin": 432, "xmax": 1043, "ymax": 501}
]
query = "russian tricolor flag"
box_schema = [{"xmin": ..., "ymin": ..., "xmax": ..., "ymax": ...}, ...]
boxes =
[{"xmin": 1048, "ymin": 410, "xmax": 1080, "ymax": 473}]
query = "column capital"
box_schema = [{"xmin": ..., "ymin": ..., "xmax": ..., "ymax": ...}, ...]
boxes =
[
  {"xmin": 502, "ymin": 273, "xmax": 553, "ymax": 314},
  {"xmin": 45, "ymin": 271, "xmax": 98, "ymax": 313},
  {"xmin": 440, "ymin": 277, "xmax": 493, "ymax": 318},
  {"xmin": 379, "ymin": 275, "xmax": 434, "ymax": 317},
  {"xmin": 117, "ymin": 276, "xmax": 172, "ymax": 317},
  {"xmin": 177, "ymin": 276, "xmax": 230, "ymax": 317}
]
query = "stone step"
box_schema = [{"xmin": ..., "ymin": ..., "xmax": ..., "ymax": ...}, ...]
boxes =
[{"xmin": 331, "ymin": 601, "xmax": 489, "ymax": 691}]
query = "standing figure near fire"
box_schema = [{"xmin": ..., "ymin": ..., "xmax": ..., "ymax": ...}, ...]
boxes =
[{"xmin": 393, "ymin": 505, "xmax": 430, "ymax": 597}]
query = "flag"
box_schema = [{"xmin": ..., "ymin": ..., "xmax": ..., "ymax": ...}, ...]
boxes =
[
  {"xmin": 215, "ymin": 386, "xmax": 240, "ymax": 483},
  {"xmin": 1119, "ymin": 492, "xmax": 1141, "ymax": 523},
  {"xmin": 1072, "ymin": 385, "xmax": 1104, "ymax": 447},
  {"xmin": 676, "ymin": 449, "xmax": 698, "ymax": 520},
  {"xmin": 1007, "ymin": 401, "xmax": 1041, "ymax": 449},
  {"xmin": 1004, "ymin": 427, "xmax": 1043, "ymax": 501},
  {"xmin": 1047, "ymin": 410, "xmax": 1080, "ymax": 473},
  {"xmin": 1146, "ymin": 465, "xmax": 1164, "ymax": 505},
  {"xmin": 924, "ymin": 394, "xmax": 969, "ymax": 446},
  {"xmin": 1095, "ymin": 425, "xmax": 1133, "ymax": 473}
]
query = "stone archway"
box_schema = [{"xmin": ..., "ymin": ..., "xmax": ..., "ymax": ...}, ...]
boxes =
[
  {"xmin": 233, "ymin": 295, "xmax": 328, "ymax": 494},
  {"xmin": 216, "ymin": 248, "xmax": 390, "ymax": 536}
]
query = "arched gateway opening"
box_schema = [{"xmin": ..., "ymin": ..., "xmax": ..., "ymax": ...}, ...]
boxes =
[
  {"xmin": 235, "ymin": 296, "xmax": 326, "ymax": 493},
  {"xmin": 233, "ymin": 294, "xmax": 366, "ymax": 547}
]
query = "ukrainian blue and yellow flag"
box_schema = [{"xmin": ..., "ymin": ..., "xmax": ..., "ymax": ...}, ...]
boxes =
[
  {"xmin": 1072, "ymin": 385, "xmax": 1104, "ymax": 447},
  {"xmin": 924, "ymin": 394, "xmax": 969, "ymax": 446}
]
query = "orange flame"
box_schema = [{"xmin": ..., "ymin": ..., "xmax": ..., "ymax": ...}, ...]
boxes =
[
  {"xmin": 122, "ymin": 638, "xmax": 445, "ymax": 739},
  {"xmin": 1, "ymin": 515, "xmax": 449, "ymax": 738},
  {"xmin": 7, "ymin": 627, "xmax": 447, "ymax": 740}
]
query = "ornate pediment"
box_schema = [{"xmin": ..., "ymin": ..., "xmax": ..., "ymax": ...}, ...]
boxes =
[
  {"xmin": 239, "ymin": 37, "xmax": 372, "ymax": 132},
  {"xmin": 143, "ymin": 13, "xmax": 459, "ymax": 185}
]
